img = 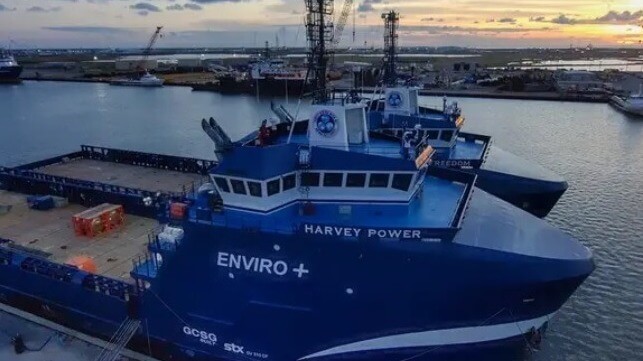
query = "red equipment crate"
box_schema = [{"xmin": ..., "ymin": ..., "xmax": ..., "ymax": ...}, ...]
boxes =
[{"xmin": 72, "ymin": 203, "xmax": 125, "ymax": 238}]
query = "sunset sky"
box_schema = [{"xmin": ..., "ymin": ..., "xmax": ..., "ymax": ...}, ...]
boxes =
[{"xmin": 0, "ymin": 0, "xmax": 641, "ymax": 48}]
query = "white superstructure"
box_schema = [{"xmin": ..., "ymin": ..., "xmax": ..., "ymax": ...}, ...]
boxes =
[{"xmin": 610, "ymin": 86, "xmax": 643, "ymax": 117}]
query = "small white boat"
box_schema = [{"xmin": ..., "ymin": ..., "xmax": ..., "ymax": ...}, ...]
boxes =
[
  {"xmin": 110, "ymin": 72, "xmax": 164, "ymax": 87},
  {"xmin": 610, "ymin": 86, "xmax": 643, "ymax": 117}
]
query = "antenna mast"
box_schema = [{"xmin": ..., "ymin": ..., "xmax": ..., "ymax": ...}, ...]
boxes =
[
  {"xmin": 382, "ymin": 11, "xmax": 399, "ymax": 86},
  {"xmin": 305, "ymin": 0, "xmax": 334, "ymax": 104}
]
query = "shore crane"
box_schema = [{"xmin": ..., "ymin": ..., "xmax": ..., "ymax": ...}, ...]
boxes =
[
  {"xmin": 134, "ymin": 26, "xmax": 163, "ymax": 74},
  {"xmin": 327, "ymin": 0, "xmax": 354, "ymax": 71},
  {"xmin": 332, "ymin": 0, "xmax": 354, "ymax": 47}
]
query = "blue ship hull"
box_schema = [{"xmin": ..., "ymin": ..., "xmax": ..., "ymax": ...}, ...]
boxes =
[
  {"xmin": 472, "ymin": 168, "xmax": 567, "ymax": 218},
  {"xmin": 469, "ymin": 145, "xmax": 568, "ymax": 217},
  {"xmin": 0, "ymin": 187, "xmax": 592, "ymax": 361},
  {"xmin": 0, "ymin": 65, "xmax": 22, "ymax": 82},
  {"xmin": 0, "ymin": 268, "xmax": 580, "ymax": 361}
]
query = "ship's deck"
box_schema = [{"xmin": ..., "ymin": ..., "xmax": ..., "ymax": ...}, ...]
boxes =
[
  {"xmin": 270, "ymin": 130, "xmax": 486, "ymax": 161},
  {"xmin": 212, "ymin": 175, "xmax": 467, "ymax": 232},
  {"xmin": 0, "ymin": 190, "xmax": 155, "ymax": 282},
  {"xmin": 36, "ymin": 158, "xmax": 205, "ymax": 193},
  {"xmin": 293, "ymin": 175, "xmax": 465, "ymax": 228},
  {"xmin": 450, "ymin": 139, "xmax": 486, "ymax": 160}
]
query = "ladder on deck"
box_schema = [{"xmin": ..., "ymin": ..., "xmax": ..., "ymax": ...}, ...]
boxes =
[{"xmin": 94, "ymin": 318, "xmax": 141, "ymax": 361}]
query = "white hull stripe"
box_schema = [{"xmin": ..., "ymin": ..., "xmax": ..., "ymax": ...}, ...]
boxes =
[{"xmin": 299, "ymin": 313, "xmax": 555, "ymax": 360}]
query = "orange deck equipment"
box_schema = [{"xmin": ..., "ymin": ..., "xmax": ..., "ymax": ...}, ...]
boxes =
[
  {"xmin": 72, "ymin": 203, "xmax": 125, "ymax": 238},
  {"xmin": 66, "ymin": 255, "xmax": 98, "ymax": 273}
]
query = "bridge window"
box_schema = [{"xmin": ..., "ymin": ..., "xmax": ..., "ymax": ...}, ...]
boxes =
[
  {"xmin": 267, "ymin": 179, "xmax": 280, "ymax": 196},
  {"xmin": 392, "ymin": 174, "xmax": 413, "ymax": 191},
  {"xmin": 426, "ymin": 130, "xmax": 439, "ymax": 140},
  {"xmin": 213, "ymin": 177, "xmax": 230, "ymax": 193},
  {"xmin": 230, "ymin": 179, "xmax": 247, "ymax": 195},
  {"xmin": 346, "ymin": 173, "xmax": 366, "ymax": 187},
  {"xmin": 283, "ymin": 173, "xmax": 296, "ymax": 190},
  {"xmin": 369, "ymin": 173, "xmax": 390, "ymax": 188},
  {"xmin": 323, "ymin": 173, "xmax": 344, "ymax": 187},
  {"xmin": 301, "ymin": 172, "xmax": 320, "ymax": 187},
  {"xmin": 247, "ymin": 181, "xmax": 262, "ymax": 197},
  {"xmin": 440, "ymin": 130, "xmax": 454, "ymax": 142}
]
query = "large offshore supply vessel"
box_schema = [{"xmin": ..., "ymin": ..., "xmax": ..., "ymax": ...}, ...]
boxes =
[
  {"xmin": 0, "ymin": 107, "xmax": 594, "ymax": 361},
  {"xmin": 0, "ymin": 98, "xmax": 595, "ymax": 361},
  {"xmin": 0, "ymin": 2, "xmax": 593, "ymax": 361}
]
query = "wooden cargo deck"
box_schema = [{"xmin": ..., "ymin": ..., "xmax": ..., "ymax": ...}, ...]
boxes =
[
  {"xmin": 37, "ymin": 158, "xmax": 207, "ymax": 194},
  {"xmin": 0, "ymin": 190, "xmax": 157, "ymax": 282}
]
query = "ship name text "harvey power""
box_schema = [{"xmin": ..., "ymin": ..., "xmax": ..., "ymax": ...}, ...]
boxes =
[
  {"xmin": 303, "ymin": 224, "xmax": 422, "ymax": 239},
  {"xmin": 217, "ymin": 252, "xmax": 310, "ymax": 278}
]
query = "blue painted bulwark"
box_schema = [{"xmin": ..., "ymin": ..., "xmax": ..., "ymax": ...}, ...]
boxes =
[
  {"xmin": 79, "ymin": 145, "xmax": 216, "ymax": 175},
  {"xmin": 0, "ymin": 146, "xmax": 216, "ymax": 218}
]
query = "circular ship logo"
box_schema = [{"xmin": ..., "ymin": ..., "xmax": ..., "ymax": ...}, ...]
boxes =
[
  {"xmin": 314, "ymin": 110, "xmax": 339, "ymax": 137},
  {"xmin": 387, "ymin": 91, "xmax": 404, "ymax": 108}
]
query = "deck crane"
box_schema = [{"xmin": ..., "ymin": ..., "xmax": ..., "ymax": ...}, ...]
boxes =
[{"xmin": 134, "ymin": 26, "xmax": 163, "ymax": 74}]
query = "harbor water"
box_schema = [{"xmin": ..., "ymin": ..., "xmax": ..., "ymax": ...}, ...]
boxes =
[{"xmin": 1, "ymin": 81, "xmax": 642, "ymax": 361}]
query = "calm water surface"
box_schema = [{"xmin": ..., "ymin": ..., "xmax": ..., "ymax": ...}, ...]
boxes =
[{"xmin": 1, "ymin": 81, "xmax": 642, "ymax": 361}]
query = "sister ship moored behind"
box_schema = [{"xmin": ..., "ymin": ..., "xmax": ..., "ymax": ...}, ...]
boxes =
[{"xmin": 366, "ymin": 11, "xmax": 568, "ymax": 217}]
